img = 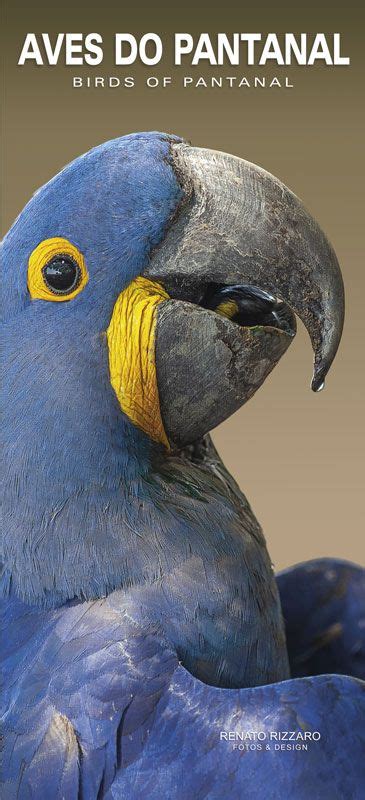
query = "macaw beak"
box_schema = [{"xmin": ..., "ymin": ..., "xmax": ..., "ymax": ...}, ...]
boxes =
[
  {"xmin": 107, "ymin": 143, "xmax": 344, "ymax": 450},
  {"xmin": 141, "ymin": 144, "xmax": 344, "ymax": 448}
]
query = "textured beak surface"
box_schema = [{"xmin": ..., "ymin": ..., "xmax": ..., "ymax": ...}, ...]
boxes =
[{"xmin": 155, "ymin": 300, "xmax": 295, "ymax": 448}]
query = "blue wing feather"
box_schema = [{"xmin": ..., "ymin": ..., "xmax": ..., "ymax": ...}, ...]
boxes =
[
  {"xmin": 278, "ymin": 558, "xmax": 365, "ymax": 679},
  {"xmin": 2, "ymin": 558, "xmax": 365, "ymax": 799}
]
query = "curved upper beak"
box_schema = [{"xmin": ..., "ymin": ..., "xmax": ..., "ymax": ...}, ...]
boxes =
[{"xmin": 146, "ymin": 144, "xmax": 345, "ymax": 394}]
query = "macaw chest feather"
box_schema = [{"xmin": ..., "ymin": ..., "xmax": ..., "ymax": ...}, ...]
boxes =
[{"xmin": 107, "ymin": 277, "xmax": 170, "ymax": 448}]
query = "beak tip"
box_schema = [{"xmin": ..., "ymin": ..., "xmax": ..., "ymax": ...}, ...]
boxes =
[
  {"xmin": 312, "ymin": 378, "xmax": 326, "ymax": 393},
  {"xmin": 311, "ymin": 362, "xmax": 327, "ymax": 392}
]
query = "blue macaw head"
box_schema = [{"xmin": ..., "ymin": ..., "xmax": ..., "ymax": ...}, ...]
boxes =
[
  {"xmin": 2, "ymin": 131, "xmax": 344, "ymax": 602},
  {"xmin": 3, "ymin": 130, "xmax": 344, "ymax": 451}
]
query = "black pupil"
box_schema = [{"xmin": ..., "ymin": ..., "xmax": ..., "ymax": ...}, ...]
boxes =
[{"xmin": 43, "ymin": 256, "xmax": 80, "ymax": 294}]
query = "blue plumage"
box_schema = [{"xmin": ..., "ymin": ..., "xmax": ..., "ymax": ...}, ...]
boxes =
[
  {"xmin": 2, "ymin": 133, "xmax": 184, "ymax": 604},
  {"xmin": 1, "ymin": 132, "xmax": 364, "ymax": 798},
  {"xmin": 278, "ymin": 558, "xmax": 365, "ymax": 680},
  {"xmin": 2, "ymin": 562, "xmax": 365, "ymax": 799}
]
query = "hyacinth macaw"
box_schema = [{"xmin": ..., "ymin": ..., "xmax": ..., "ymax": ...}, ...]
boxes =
[{"xmin": 2, "ymin": 132, "xmax": 365, "ymax": 800}]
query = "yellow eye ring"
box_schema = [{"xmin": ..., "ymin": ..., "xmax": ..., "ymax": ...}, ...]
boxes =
[{"xmin": 28, "ymin": 238, "xmax": 88, "ymax": 302}]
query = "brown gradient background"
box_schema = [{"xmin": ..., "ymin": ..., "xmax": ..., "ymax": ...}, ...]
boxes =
[{"xmin": 3, "ymin": 0, "xmax": 364, "ymax": 570}]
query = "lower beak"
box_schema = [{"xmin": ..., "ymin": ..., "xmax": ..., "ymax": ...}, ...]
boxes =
[
  {"xmin": 106, "ymin": 276, "xmax": 295, "ymax": 449},
  {"xmin": 155, "ymin": 298, "xmax": 295, "ymax": 448}
]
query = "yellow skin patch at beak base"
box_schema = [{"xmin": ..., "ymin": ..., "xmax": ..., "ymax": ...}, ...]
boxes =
[{"xmin": 107, "ymin": 276, "xmax": 170, "ymax": 448}]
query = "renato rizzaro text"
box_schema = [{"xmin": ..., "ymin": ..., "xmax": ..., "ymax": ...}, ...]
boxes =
[
  {"xmin": 18, "ymin": 32, "xmax": 350, "ymax": 67},
  {"xmin": 219, "ymin": 730, "xmax": 321, "ymax": 750}
]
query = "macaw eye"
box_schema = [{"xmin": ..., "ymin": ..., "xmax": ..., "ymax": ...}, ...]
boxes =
[
  {"xmin": 27, "ymin": 238, "xmax": 88, "ymax": 302},
  {"xmin": 43, "ymin": 255, "xmax": 81, "ymax": 295}
]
